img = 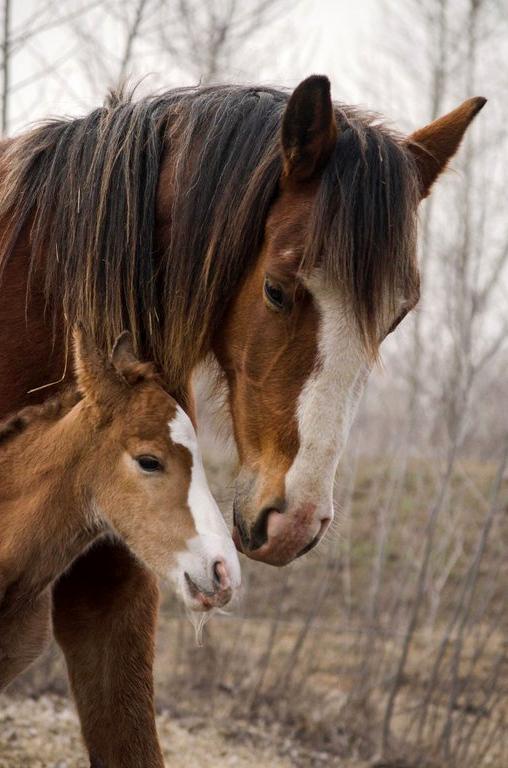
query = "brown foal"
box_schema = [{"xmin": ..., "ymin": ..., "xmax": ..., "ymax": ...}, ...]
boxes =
[{"xmin": 0, "ymin": 330, "xmax": 240, "ymax": 695}]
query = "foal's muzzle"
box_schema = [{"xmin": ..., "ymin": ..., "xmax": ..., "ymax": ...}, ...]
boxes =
[
  {"xmin": 184, "ymin": 558, "xmax": 233, "ymax": 610},
  {"xmin": 174, "ymin": 530, "xmax": 241, "ymax": 612}
]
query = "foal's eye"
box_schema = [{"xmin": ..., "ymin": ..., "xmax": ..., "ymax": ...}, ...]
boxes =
[
  {"xmin": 264, "ymin": 277, "xmax": 286, "ymax": 311},
  {"xmin": 136, "ymin": 455, "xmax": 163, "ymax": 473}
]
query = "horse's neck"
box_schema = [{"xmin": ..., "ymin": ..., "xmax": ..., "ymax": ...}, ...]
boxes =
[{"xmin": 0, "ymin": 408, "xmax": 104, "ymax": 609}]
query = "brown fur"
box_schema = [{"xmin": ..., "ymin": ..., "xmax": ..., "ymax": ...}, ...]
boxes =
[
  {"xmin": 0, "ymin": 331, "xmax": 198, "ymax": 702},
  {"xmin": 0, "ymin": 77, "xmax": 485, "ymax": 766},
  {"xmin": 408, "ymin": 97, "xmax": 487, "ymax": 198},
  {"xmin": 0, "ymin": 81, "xmax": 420, "ymax": 380},
  {"xmin": 53, "ymin": 541, "xmax": 162, "ymax": 768}
]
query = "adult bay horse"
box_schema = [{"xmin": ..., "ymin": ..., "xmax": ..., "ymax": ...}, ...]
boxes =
[
  {"xmin": 0, "ymin": 76, "xmax": 485, "ymax": 766},
  {"xmin": 0, "ymin": 329, "xmax": 240, "ymax": 693}
]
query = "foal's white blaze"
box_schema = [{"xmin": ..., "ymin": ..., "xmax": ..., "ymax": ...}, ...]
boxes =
[
  {"xmin": 284, "ymin": 272, "xmax": 371, "ymax": 525},
  {"xmin": 168, "ymin": 406, "xmax": 241, "ymax": 600},
  {"xmin": 170, "ymin": 405, "xmax": 230, "ymax": 538}
]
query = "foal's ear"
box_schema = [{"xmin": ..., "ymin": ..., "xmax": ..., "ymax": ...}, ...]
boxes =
[
  {"xmin": 281, "ymin": 75, "xmax": 338, "ymax": 182},
  {"xmin": 111, "ymin": 331, "xmax": 138, "ymax": 376},
  {"xmin": 73, "ymin": 325, "xmax": 111, "ymax": 402},
  {"xmin": 110, "ymin": 331, "xmax": 153, "ymax": 385},
  {"xmin": 407, "ymin": 97, "xmax": 486, "ymax": 199}
]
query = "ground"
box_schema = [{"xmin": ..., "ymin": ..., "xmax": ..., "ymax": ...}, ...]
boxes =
[
  {"xmin": 1, "ymin": 459, "xmax": 505, "ymax": 768},
  {"xmin": 0, "ymin": 692, "xmax": 360, "ymax": 768},
  {"xmin": 0, "ymin": 692, "xmax": 292, "ymax": 768}
]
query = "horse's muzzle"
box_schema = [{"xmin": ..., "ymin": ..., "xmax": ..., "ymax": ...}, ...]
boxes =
[{"xmin": 233, "ymin": 503, "xmax": 331, "ymax": 566}]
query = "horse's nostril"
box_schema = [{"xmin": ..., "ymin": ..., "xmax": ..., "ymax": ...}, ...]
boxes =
[
  {"xmin": 234, "ymin": 499, "xmax": 286, "ymax": 552},
  {"xmin": 233, "ymin": 506, "xmax": 251, "ymax": 550},
  {"xmin": 295, "ymin": 517, "xmax": 331, "ymax": 559},
  {"xmin": 250, "ymin": 502, "xmax": 284, "ymax": 550},
  {"xmin": 296, "ymin": 534, "xmax": 319, "ymax": 558}
]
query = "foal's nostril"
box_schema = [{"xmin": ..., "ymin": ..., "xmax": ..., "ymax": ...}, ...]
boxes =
[
  {"xmin": 212, "ymin": 560, "xmax": 221, "ymax": 588},
  {"xmin": 212, "ymin": 559, "xmax": 229, "ymax": 591}
]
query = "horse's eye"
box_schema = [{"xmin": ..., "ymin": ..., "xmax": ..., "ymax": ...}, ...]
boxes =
[
  {"xmin": 264, "ymin": 277, "xmax": 286, "ymax": 310},
  {"xmin": 136, "ymin": 455, "xmax": 163, "ymax": 472}
]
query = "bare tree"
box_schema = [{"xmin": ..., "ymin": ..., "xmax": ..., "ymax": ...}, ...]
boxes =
[
  {"xmin": 2, "ymin": 3, "xmax": 507, "ymax": 767},
  {"xmin": 1, "ymin": 0, "xmax": 11, "ymax": 134},
  {"xmin": 155, "ymin": 0, "xmax": 292, "ymax": 84}
]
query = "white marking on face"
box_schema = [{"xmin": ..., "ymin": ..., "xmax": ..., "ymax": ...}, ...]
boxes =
[
  {"xmin": 284, "ymin": 271, "xmax": 371, "ymax": 520},
  {"xmin": 168, "ymin": 405, "xmax": 241, "ymax": 599},
  {"xmin": 169, "ymin": 405, "xmax": 228, "ymax": 538},
  {"xmin": 191, "ymin": 356, "xmax": 237, "ymax": 469}
]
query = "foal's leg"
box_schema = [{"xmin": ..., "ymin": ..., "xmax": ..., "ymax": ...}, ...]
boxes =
[
  {"xmin": 0, "ymin": 588, "xmax": 51, "ymax": 691},
  {"xmin": 52, "ymin": 539, "xmax": 163, "ymax": 768}
]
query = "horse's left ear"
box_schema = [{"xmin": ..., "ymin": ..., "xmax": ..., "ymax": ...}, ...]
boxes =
[
  {"xmin": 281, "ymin": 75, "xmax": 338, "ymax": 182},
  {"xmin": 408, "ymin": 97, "xmax": 487, "ymax": 199}
]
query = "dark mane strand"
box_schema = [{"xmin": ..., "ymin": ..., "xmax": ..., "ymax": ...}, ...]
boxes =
[
  {"xmin": 0, "ymin": 85, "xmax": 419, "ymax": 386},
  {"xmin": 305, "ymin": 108, "xmax": 420, "ymax": 352}
]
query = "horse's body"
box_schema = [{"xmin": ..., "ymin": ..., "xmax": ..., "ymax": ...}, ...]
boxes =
[
  {"xmin": 0, "ymin": 330, "xmax": 240, "ymax": 693},
  {"xmin": 0, "ymin": 77, "xmax": 484, "ymax": 766}
]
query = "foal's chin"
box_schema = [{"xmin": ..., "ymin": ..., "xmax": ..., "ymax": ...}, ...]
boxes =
[{"xmin": 173, "ymin": 568, "xmax": 235, "ymax": 613}]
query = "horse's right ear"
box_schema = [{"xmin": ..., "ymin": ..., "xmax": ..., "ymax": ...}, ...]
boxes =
[
  {"xmin": 281, "ymin": 75, "xmax": 338, "ymax": 183},
  {"xmin": 407, "ymin": 97, "xmax": 487, "ymax": 198}
]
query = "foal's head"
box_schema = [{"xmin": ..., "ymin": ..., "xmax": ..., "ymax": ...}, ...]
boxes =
[
  {"xmin": 74, "ymin": 330, "xmax": 240, "ymax": 611},
  {"xmin": 213, "ymin": 77, "xmax": 486, "ymax": 566}
]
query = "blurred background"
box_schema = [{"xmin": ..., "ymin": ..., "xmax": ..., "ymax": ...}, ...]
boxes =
[{"xmin": 0, "ymin": 1, "xmax": 507, "ymax": 767}]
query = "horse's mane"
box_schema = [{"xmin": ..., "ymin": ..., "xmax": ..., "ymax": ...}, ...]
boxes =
[
  {"xmin": 0, "ymin": 389, "xmax": 81, "ymax": 448},
  {"xmin": 0, "ymin": 85, "xmax": 419, "ymax": 387}
]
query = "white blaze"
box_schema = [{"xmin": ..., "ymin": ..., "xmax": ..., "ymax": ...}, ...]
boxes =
[
  {"xmin": 169, "ymin": 405, "xmax": 230, "ymax": 538},
  {"xmin": 284, "ymin": 272, "xmax": 370, "ymax": 520},
  {"xmin": 168, "ymin": 406, "xmax": 241, "ymax": 594}
]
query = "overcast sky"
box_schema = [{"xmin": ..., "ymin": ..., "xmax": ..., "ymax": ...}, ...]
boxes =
[{"xmin": 8, "ymin": 0, "xmax": 430, "ymax": 134}]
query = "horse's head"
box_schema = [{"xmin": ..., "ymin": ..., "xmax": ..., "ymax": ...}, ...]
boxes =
[
  {"xmin": 214, "ymin": 77, "xmax": 485, "ymax": 567},
  {"xmin": 73, "ymin": 329, "xmax": 240, "ymax": 610}
]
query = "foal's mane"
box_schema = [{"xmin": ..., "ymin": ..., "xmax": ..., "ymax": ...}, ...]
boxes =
[
  {"xmin": 0, "ymin": 352, "xmax": 164, "ymax": 449},
  {"xmin": 0, "ymin": 389, "xmax": 81, "ymax": 448},
  {"xmin": 0, "ymin": 85, "xmax": 419, "ymax": 387}
]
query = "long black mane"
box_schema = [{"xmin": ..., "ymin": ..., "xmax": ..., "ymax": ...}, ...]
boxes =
[{"xmin": 0, "ymin": 84, "xmax": 419, "ymax": 387}]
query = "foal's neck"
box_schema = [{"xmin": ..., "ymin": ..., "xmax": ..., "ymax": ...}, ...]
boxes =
[{"xmin": 0, "ymin": 401, "xmax": 106, "ymax": 610}]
